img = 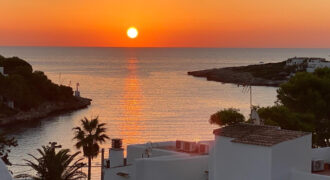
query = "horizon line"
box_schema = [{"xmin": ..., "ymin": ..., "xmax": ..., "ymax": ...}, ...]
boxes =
[{"xmin": 1, "ymin": 45, "xmax": 330, "ymax": 49}]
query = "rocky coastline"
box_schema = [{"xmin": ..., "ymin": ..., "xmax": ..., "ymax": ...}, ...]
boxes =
[
  {"xmin": 0, "ymin": 97, "xmax": 91, "ymax": 126},
  {"xmin": 188, "ymin": 62, "xmax": 292, "ymax": 87}
]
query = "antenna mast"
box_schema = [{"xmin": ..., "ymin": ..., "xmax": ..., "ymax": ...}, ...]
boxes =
[
  {"xmin": 250, "ymin": 86, "xmax": 252, "ymax": 109},
  {"xmin": 59, "ymin": 73, "xmax": 62, "ymax": 85}
]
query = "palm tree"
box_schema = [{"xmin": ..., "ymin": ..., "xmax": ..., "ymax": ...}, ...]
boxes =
[
  {"xmin": 18, "ymin": 142, "xmax": 86, "ymax": 180},
  {"xmin": 73, "ymin": 117, "xmax": 109, "ymax": 180}
]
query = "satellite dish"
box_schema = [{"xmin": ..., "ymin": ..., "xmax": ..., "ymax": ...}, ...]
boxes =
[
  {"xmin": 144, "ymin": 142, "xmax": 153, "ymax": 157},
  {"xmin": 251, "ymin": 108, "xmax": 261, "ymax": 125}
]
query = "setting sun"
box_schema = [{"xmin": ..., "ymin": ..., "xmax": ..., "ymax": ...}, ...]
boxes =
[{"xmin": 127, "ymin": 27, "xmax": 138, "ymax": 39}]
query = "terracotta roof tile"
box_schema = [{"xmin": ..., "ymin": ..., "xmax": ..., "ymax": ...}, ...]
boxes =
[{"xmin": 213, "ymin": 123, "xmax": 310, "ymax": 147}]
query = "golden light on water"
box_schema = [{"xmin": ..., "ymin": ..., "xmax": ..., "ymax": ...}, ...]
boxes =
[
  {"xmin": 119, "ymin": 58, "xmax": 145, "ymax": 145},
  {"xmin": 127, "ymin": 27, "xmax": 138, "ymax": 39}
]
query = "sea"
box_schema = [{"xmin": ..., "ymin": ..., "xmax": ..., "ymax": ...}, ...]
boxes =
[{"xmin": 0, "ymin": 47, "xmax": 329, "ymax": 179}]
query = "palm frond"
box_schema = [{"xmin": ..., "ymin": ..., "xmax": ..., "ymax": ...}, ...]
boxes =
[{"xmin": 19, "ymin": 144, "xmax": 86, "ymax": 180}]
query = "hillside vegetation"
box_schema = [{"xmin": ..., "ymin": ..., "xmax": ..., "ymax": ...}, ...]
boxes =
[{"xmin": 0, "ymin": 55, "xmax": 74, "ymax": 113}]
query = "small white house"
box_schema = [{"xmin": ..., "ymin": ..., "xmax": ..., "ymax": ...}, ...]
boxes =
[
  {"xmin": 210, "ymin": 123, "xmax": 311, "ymax": 180},
  {"xmin": 286, "ymin": 57, "xmax": 306, "ymax": 66}
]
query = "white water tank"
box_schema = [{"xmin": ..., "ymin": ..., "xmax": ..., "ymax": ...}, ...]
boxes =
[{"xmin": 109, "ymin": 139, "xmax": 124, "ymax": 168}]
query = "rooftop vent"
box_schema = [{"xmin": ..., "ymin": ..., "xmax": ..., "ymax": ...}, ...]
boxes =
[{"xmin": 112, "ymin": 139, "xmax": 122, "ymax": 149}]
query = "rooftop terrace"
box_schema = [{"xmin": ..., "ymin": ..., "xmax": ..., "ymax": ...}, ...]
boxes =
[{"xmin": 213, "ymin": 123, "xmax": 310, "ymax": 147}]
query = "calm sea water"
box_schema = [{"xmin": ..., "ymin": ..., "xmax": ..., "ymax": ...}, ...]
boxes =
[{"xmin": 0, "ymin": 47, "xmax": 329, "ymax": 179}]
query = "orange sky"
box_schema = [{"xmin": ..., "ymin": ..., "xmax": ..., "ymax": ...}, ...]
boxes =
[{"xmin": 1, "ymin": 0, "xmax": 330, "ymax": 47}]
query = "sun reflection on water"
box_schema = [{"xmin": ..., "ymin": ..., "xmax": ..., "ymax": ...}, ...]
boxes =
[{"xmin": 118, "ymin": 58, "xmax": 145, "ymax": 146}]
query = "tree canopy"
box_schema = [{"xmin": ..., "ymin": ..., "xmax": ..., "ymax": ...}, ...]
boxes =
[
  {"xmin": 262, "ymin": 68, "xmax": 330, "ymax": 147},
  {"xmin": 19, "ymin": 142, "xmax": 86, "ymax": 180},
  {"xmin": 0, "ymin": 55, "xmax": 74, "ymax": 112},
  {"xmin": 0, "ymin": 56, "xmax": 32, "ymax": 75},
  {"xmin": 209, "ymin": 108, "xmax": 245, "ymax": 126}
]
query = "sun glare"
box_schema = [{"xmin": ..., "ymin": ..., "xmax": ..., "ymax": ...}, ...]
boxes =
[{"xmin": 127, "ymin": 27, "xmax": 138, "ymax": 39}]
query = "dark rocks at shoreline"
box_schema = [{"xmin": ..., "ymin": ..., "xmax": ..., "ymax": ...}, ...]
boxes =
[
  {"xmin": 0, "ymin": 97, "xmax": 91, "ymax": 126},
  {"xmin": 188, "ymin": 62, "xmax": 290, "ymax": 87}
]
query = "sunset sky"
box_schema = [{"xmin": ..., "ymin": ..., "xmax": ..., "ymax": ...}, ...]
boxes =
[{"xmin": 1, "ymin": 0, "xmax": 330, "ymax": 47}]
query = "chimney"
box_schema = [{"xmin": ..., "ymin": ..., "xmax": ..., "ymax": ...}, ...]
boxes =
[{"xmin": 109, "ymin": 139, "xmax": 124, "ymax": 168}]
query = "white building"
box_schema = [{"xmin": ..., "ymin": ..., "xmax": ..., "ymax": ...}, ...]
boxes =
[
  {"xmin": 285, "ymin": 57, "xmax": 330, "ymax": 73},
  {"xmin": 306, "ymin": 61, "xmax": 330, "ymax": 72},
  {"xmin": 0, "ymin": 66, "xmax": 7, "ymax": 76},
  {"xmin": 210, "ymin": 123, "xmax": 311, "ymax": 180},
  {"xmin": 286, "ymin": 57, "xmax": 326, "ymax": 66},
  {"xmin": 285, "ymin": 57, "xmax": 310, "ymax": 66},
  {"xmin": 104, "ymin": 139, "xmax": 212, "ymax": 180},
  {"xmin": 103, "ymin": 123, "xmax": 330, "ymax": 180}
]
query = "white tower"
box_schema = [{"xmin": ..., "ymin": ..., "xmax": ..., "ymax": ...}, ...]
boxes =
[
  {"xmin": 74, "ymin": 82, "xmax": 80, "ymax": 97},
  {"xmin": 109, "ymin": 139, "xmax": 124, "ymax": 168}
]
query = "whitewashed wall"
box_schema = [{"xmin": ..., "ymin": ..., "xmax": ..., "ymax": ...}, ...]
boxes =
[
  {"xmin": 126, "ymin": 141, "xmax": 186, "ymax": 164},
  {"xmin": 208, "ymin": 143, "xmax": 215, "ymax": 180},
  {"xmin": 272, "ymin": 134, "xmax": 312, "ymax": 180},
  {"xmin": 290, "ymin": 170, "xmax": 330, "ymax": 180},
  {"xmin": 104, "ymin": 165, "xmax": 134, "ymax": 180},
  {"xmin": 211, "ymin": 136, "xmax": 272, "ymax": 180},
  {"xmin": 312, "ymin": 147, "xmax": 330, "ymax": 162},
  {"xmin": 286, "ymin": 59, "xmax": 305, "ymax": 66},
  {"xmin": 307, "ymin": 62, "xmax": 330, "ymax": 72},
  {"xmin": 135, "ymin": 155, "xmax": 208, "ymax": 180},
  {"xmin": 0, "ymin": 159, "xmax": 12, "ymax": 180}
]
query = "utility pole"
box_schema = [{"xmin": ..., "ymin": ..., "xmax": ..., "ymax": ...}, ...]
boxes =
[
  {"xmin": 101, "ymin": 148, "xmax": 104, "ymax": 180},
  {"xmin": 49, "ymin": 142, "xmax": 62, "ymax": 151},
  {"xmin": 59, "ymin": 73, "xmax": 62, "ymax": 85},
  {"xmin": 250, "ymin": 86, "xmax": 252, "ymax": 109},
  {"xmin": 249, "ymin": 85, "xmax": 253, "ymax": 121}
]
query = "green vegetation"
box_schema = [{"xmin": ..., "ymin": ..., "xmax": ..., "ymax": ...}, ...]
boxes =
[
  {"xmin": 210, "ymin": 67, "xmax": 330, "ymax": 147},
  {"xmin": 73, "ymin": 117, "xmax": 109, "ymax": 180},
  {"xmin": 0, "ymin": 55, "xmax": 74, "ymax": 112},
  {"xmin": 274, "ymin": 67, "xmax": 330, "ymax": 147},
  {"xmin": 15, "ymin": 117, "xmax": 110, "ymax": 179},
  {"xmin": 257, "ymin": 105, "xmax": 314, "ymax": 132},
  {"xmin": 19, "ymin": 142, "xmax": 86, "ymax": 180},
  {"xmin": 209, "ymin": 108, "xmax": 245, "ymax": 126}
]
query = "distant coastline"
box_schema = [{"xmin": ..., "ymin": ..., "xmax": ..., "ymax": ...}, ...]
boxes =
[
  {"xmin": 188, "ymin": 61, "xmax": 293, "ymax": 87},
  {"xmin": 188, "ymin": 57, "xmax": 330, "ymax": 86}
]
